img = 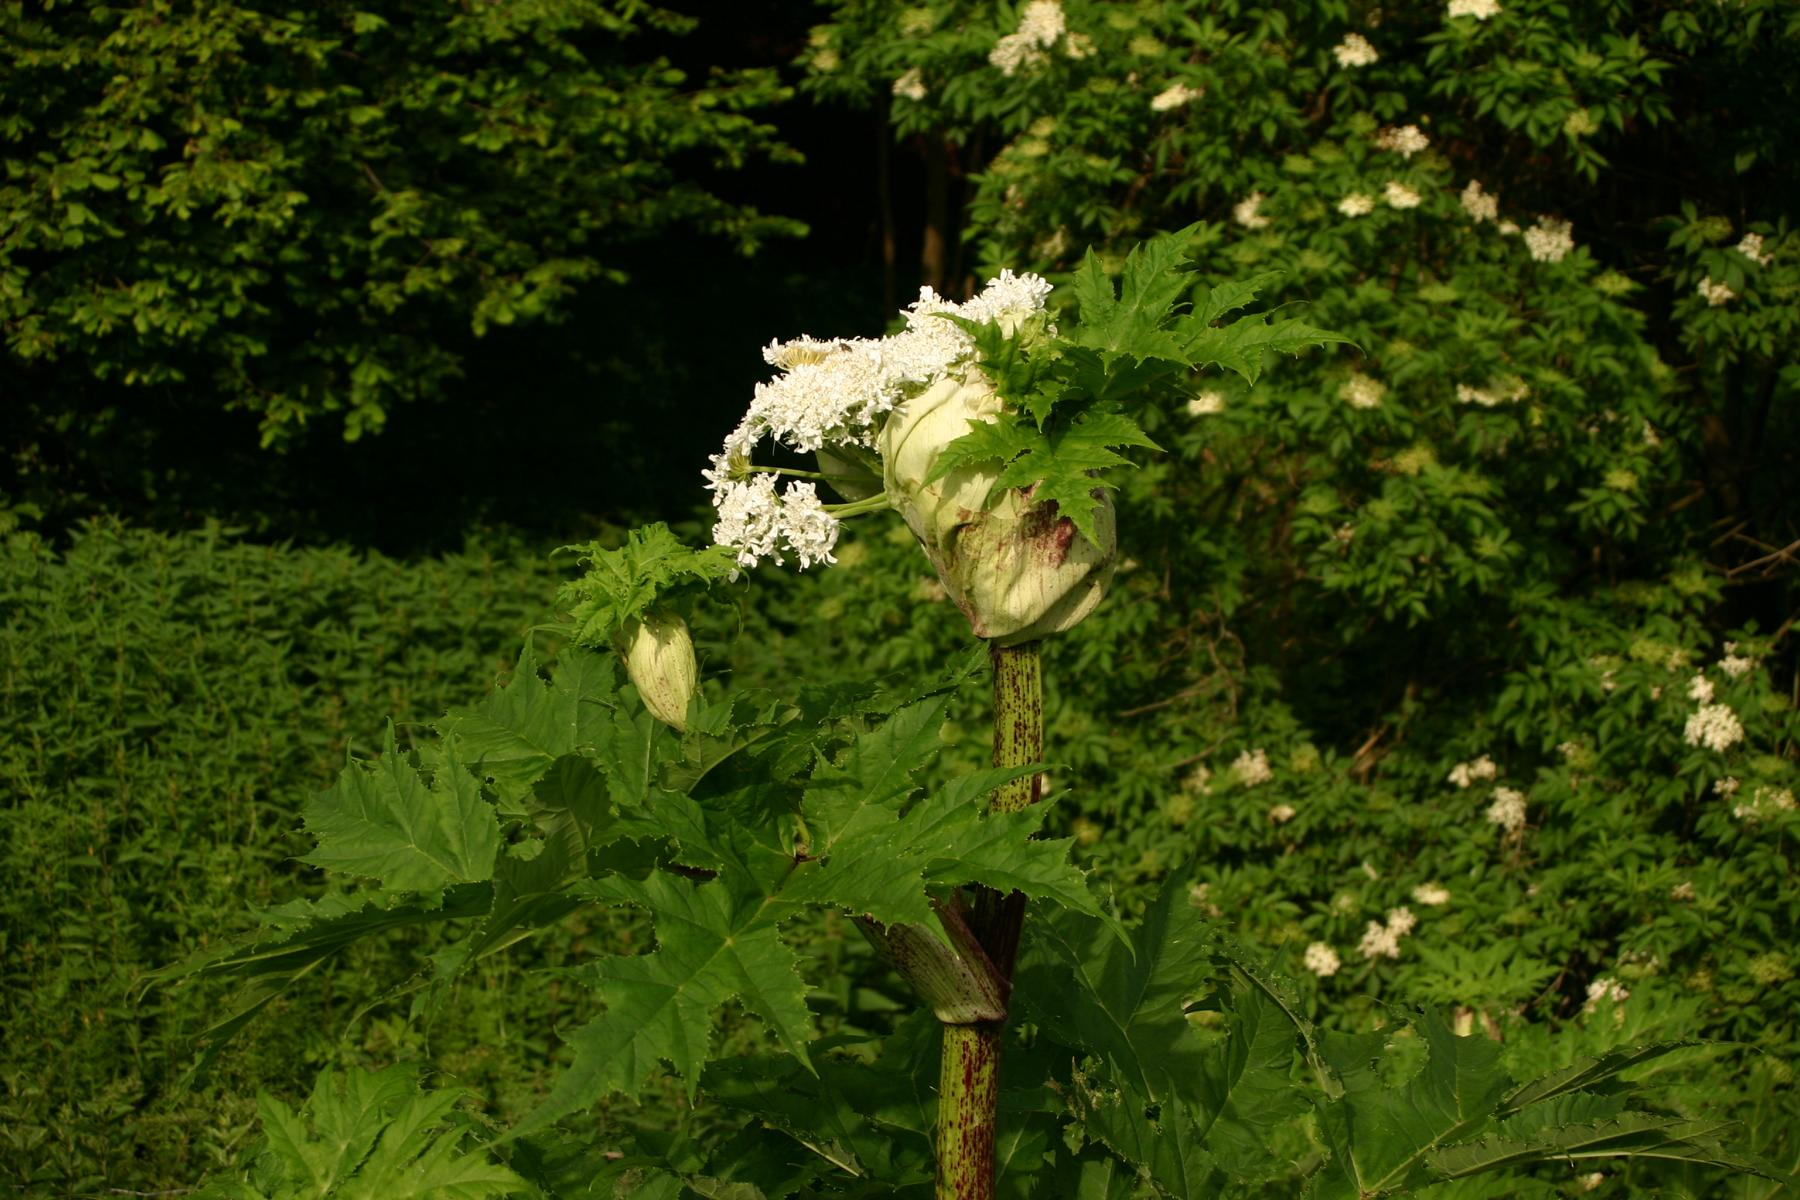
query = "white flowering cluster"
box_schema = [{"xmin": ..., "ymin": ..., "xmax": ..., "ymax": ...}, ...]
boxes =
[
  {"xmin": 1304, "ymin": 941, "xmax": 1342, "ymax": 977},
  {"xmin": 1150, "ymin": 81, "xmax": 1203, "ymax": 112},
  {"xmin": 1714, "ymin": 776, "xmax": 1740, "ymax": 798},
  {"xmin": 1375, "ymin": 125, "xmax": 1430, "ymax": 158},
  {"xmin": 1338, "ymin": 192, "xmax": 1375, "ymax": 217},
  {"xmin": 1524, "ymin": 217, "xmax": 1575, "ymax": 263},
  {"xmin": 1687, "ymin": 673, "xmax": 1715, "ymax": 704},
  {"xmin": 1733, "ymin": 786, "xmax": 1796, "ymax": 822},
  {"xmin": 1487, "ymin": 786, "xmax": 1528, "ymax": 833},
  {"xmin": 891, "ymin": 67, "xmax": 927, "ymax": 101},
  {"xmin": 1447, "ymin": 755, "xmax": 1498, "ymax": 788},
  {"xmin": 1333, "ymin": 33, "xmax": 1379, "ymax": 68},
  {"xmin": 1447, "ymin": 0, "xmax": 1502, "ymax": 18},
  {"xmin": 1412, "ymin": 882, "xmax": 1452, "ymax": 906},
  {"xmin": 1384, "ymin": 180, "xmax": 1422, "ymax": 209},
  {"xmin": 1697, "ymin": 277, "xmax": 1736, "ymax": 307},
  {"xmin": 1234, "ymin": 748, "xmax": 1274, "ymax": 787},
  {"xmin": 990, "ymin": 0, "xmax": 1065, "ymax": 75},
  {"xmin": 1456, "ymin": 377, "xmax": 1529, "ymax": 407},
  {"xmin": 1187, "ymin": 390, "xmax": 1226, "ymax": 416},
  {"xmin": 1684, "ymin": 703, "xmax": 1745, "ymax": 752},
  {"xmin": 1584, "ymin": 976, "xmax": 1630, "ymax": 1013},
  {"xmin": 1267, "ymin": 802, "xmax": 1297, "ymax": 824},
  {"xmin": 1718, "ymin": 643, "xmax": 1754, "ymax": 677},
  {"xmin": 1459, "ymin": 180, "xmax": 1498, "ymax": 222},
  {"xmin": 1737, "ymin": 232, "xmax": 1773, "ymax": 266},
  {"xmin": 1359, "ymin": 907, "xmax": 1417, "ymax": 960},
  {"xmin": 708, "ymin": 271, "xmax": 1053, "ymax": 568},
  {"xmin": 1339, "ymin": 372, "xmax": 1386, "ymax": 409},
  {"xmin": 1670, "ymin": 880, "xmax": 1696, "ymax": 902},
  {"xmin": 1233, "ymin": 191, "xmax": 1271, "ymax": 229}
]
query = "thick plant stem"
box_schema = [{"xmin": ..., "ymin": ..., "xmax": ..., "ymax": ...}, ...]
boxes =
[
  {"xmin": 934, "ymin": 640, "xmax": 1043, "ymax": 1200},
  {"xmin": 936, "ymin": 1024, "xmax": 1003, "ymax": 1200}
]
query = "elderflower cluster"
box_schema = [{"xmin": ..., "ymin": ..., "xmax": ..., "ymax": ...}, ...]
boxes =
[
  {"xmin": 1233, "ymin": 191, "xmax": 1271, "ymax": 229},
  {"xmin": 1359, "ymin": 907, "xmax": 1417, "ymax": 960},
  {"xmin": 708, "ymin": 270, "xmax": 1053, "ymax": 568},
  {"xmin": 1234, "ymin": 748, "xmax": 1274, "ymax": 787},
  {"xmin": 990, "ymin": 0, "xmax": 1065, "ymax": 75},
  {"xmin": 1460, "ymin": 180, "xmax": 1498, "ymax": 222},
  {"xmin": 1486, "ymin": 786, "xmax": 1528, "ymax": 833},
  {"xmin": 1150, "ymin": 81, "xmax": 1203, "ymax": 112},
  {"xmin": 1412, "ymin": 882, "xmax": 1452, "ymax": 906},
  {"xmin": 1267, "ymin": 802, "xmax": 1297, "ymax": 824},
  {"xmin": 1456, "ymin": 377, "xmax": 1529, "ymax": 407},
  {"xmin": 891, "ymin": 67, "xmax": 927, "ymax": 101},
  {"xmin": 1687, "ymin": 673, "xmax": 1715, "ymax": 704},
  {"xmin": 1448, "ymin": 755, "xmax": 1498, "ymax": 788},
  {"xmin": 1304, "ymin": 941, "xmax": 1342, "ymax": 977},
  {"xmin": 1187, "ymin": 390, "xmax": 1226, "ymax": 416},
  {"xmin": 1684, "ymin": 703, "xmax": 1745, "ymax": 752},
  {"xmin": 1375, "ymin": 125, "xmax": 1430, "ymax": 158},
  {"xmin": 1584, "ymin": 976, "xmax": 1630, "ymax": 1013},
  {"xmin": 1333, "ymin": 33, "xmax": 1379, "ymax": 67},
  {"xmin": 1736, "ymin": 232, "xmax": 1773, "ymax": 266},
  {"xmin": 1718, "ymin": 643, "xmax": 1753, "ymax": 677},
  {"xmin": 1339, "ymin": 372, "xmax": 1386, "ymax": 409},
  {"xmin": 1697, "ymin": 277, "xmax": 1735, "ymax": 306},
  {"xmin": 1384, "ymin": 180, "xmax": 1422, "ymax": 209},
  {"xmin": 1447, "ymin": 0, "xmax": 1502, "ymax": 18},
  {"xmin": 1733, "ymin": 786, "xmax": 1795, "ymax": 822},
  {"xmin": 1338, "ymin": 192, "xmax": 1375, "ymax": 217},
  {"xmin": 1524, "ymin": 217, "xmax": 1575, "ymax": 263}
]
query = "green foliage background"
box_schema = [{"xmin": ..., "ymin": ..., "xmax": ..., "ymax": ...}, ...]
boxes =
[{"xmin": 3, "ymin": 0, "xmax": 1799, "ymax": 1196}]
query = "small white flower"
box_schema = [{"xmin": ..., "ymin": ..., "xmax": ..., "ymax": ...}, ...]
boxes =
[
  {"xmin": 1524, "ymin": 217, "xmax": 1575, "ymax": 263},
  {"xmin": 1684, "ymin": 704, "xmax": 1745, "ymax": 752},
  {"xmin": 1062, "ymin": 31, "xmax": 1094, "ymax": 59},
  {"xmin": 1233, "ymin": 748, "xmax": 1274, "ymax": 787},
  {"xmin": 1186, "ymin": 390, "xmax": 1226, "ymax": 416},
  {"xmin": 1687, "ymin": 674, "xmax": 1715, "ymax": 704},
  {"xmin": 1584, "ymin": 976, "xmax": 1630, "ymax": 1011},
  {"xmin": 1358, "ymin": 920, "xmax": 1402, "ymax": 960},
  {"xmin": 989, "ymin": 0, "xmax": 1065, "ymax": 75},
  {"xmin": 1714, "ymin": 776, "xmax": 1740, "ymax": 798},
  {"xmin": 1333, "ymin": 33, "xmax": 1379, "ymax": 68},
  {"xmin": 1447, "ymin": 0, "xmax": 1502, "ymax": 19},
  {"xmin": 1304, "ymin": 941, "xmax": 1342, "ymax": 977},
  {"xmin": 1496, "ymin": 219, "xmax": 1520, "ymax": 235},
  {"xmin": 1718, "ymin": 650, "xmax": 1753, "ymax": 678},
  {"xmin": 1233, "ymin": 191, "xmax": 1271, "ymax": 229},
  {"xmin": 1580, "ymin": 1171, "xmax": 1607, "ymax": 1192},
  {"xmin": 1736, "ymin": 232, "xmax": 1773, "ymax": 267},
  {"xmin": 1337, "ymin": 192, "xmax": 1375, "ymax": 217},
  {"xmin": 1267, "ymin": 802, "xmax": 1297, "ymax": 824},
  {"xmin": 711, "ymin": 475, "xmax": 842, "ymax": 570},
  {"xmin": 1455, "ymin": 377, "xmax": 1529, "ymax": 407},
  {"xmin": 1412, "ymin": 883, "xmax": 1452, "ymax": 906},
  {"xmin": 1670, "ymin": 880, "xmax": 1696, "ymax": 902},
  {"xmin": 1383, "ymin": 180, "xmax": 1422, "ymax": 209},
  {"xmin": 891, "ymin": 67, "xmax": 928, "ymax": 101},
  {"xmin": 1376, "ymin": 125, "xmax": 1430, "ymax": 158},
  {"xmin": 1339, "ymin": 372, "xmax": 1386, "ymax": 409},
  {"xmin": 1448, "ymin": 756, "xmax": 1498, "ymax": 788},
  {"xmin": 1486, "ymin": 787, "xmax": 1528, "ymax": 833},
  {"xmin": 1460, "ymin": 179, "xmax": 1498, "ymax": 222},
  {"xmin": 1697, "ymin": 277, "xmax": 1735, "ymax": 306},
  {"xmin": 1150, "ymin": 81, "xmax": 1203, "ymax": 112},
  {"xmin": 1386, "ymin": 906, "xmax": 1417, "ymax": 936}
]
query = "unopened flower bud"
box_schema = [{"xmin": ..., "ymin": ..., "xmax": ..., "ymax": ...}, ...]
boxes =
[
  {"xmin": 618, "ymin": 611, "xmax": 697, "ymax": 731},
  {"xmin": 880, "ymin": 372, "xmax": 1115, "ymax": 645}
]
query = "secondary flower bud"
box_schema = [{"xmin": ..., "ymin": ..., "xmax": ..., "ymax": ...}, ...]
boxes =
[
  {"xmin": 880, "ymin": 372, "xmax": 1116, "ymax": 645},
  {"xmin": 618, "ymin": 611, "xmax": 697, "ymax": 731}
]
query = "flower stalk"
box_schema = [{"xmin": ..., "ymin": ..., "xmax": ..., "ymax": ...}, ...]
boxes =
[{"xmin": 935, "ymin": 639, "xmax": 1043, "ymax": 1200}]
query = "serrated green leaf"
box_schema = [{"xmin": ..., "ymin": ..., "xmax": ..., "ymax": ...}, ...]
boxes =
[
  {"xmin": 302, "ymin": 725, "xmax": 500, "ymax": 892},
  {"xmin": 1496, "ymin": 1041, "xmax": 1714, "ymax": 1117},
  {"xmin": 558, "ymin": 523, "xmax": 737, "ymax": 648},
  {"xmin": 1429, "ymin": 1112, "xmax": 1778, "ymax": 1183}
]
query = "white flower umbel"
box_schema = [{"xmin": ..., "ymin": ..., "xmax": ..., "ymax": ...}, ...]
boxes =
[
  {"xmin": 1233, "ymin": 748, "xmax": 1274, "ymax": 787},
  {"xmin": 1333, "ymin": 33, "xmax": 1378, "ymax": 67},
  {"xmin": 1412, "ymin": 882, "xmax": 1451, "ymax": 906},
  {"xmin": 1267, "ymin": 802, "xmax": 1297, "ymax": 824},
  {"xmin": 1376, "ymin": 125, "xmax": 1430, "ymax": 158},
  {"xmin": 1487, "ymin": 786, "xmax": 1528, "ymax": 833},
  {"xmin": 1447, "ymin": 755, "xmax": 1498, "ymax": 788},
  {"xmin": 990, "ymin": 0, "xmax": 1065, "ymax": 75},
  {"xmin": 1736, "ymin": 232, "xmax": 1773, "ymax": 266},
  {"xmin": 892, "ymin": 67, "xmax": 927, "ymax": 101},
  {"xmin": 1684, "ymin": 703, "xmax": 1745, "ymax": 752},
  {"xmin": 1447, "ymin": 0, "xmax": 1502, "ymax": 18},
  {"xmin": 1718, "ymin": 645, "xmax": 1754, "ymax": 677},
  {"xmin": 1697, "ymin": 277, "xmax": 1736, "ymax": 306},
  {"xmin": 1233, "ymin": 191, "xmax": 1271, "ymax": 229},
  {"xmin": 1524, "ymin": 217, "xmax": 1575, "ymax": 263},
  {"xmin": 711, "ymin": 475, "xmax": 841, "ymax": 569},
  {"xmin": 1460, "ymin": 179, "xmax": 1498, "ymax": 222},
  {"xmin": 1338, "ymin": 192, "xmax": 1375, "ymax": 217},
  {"xmin": 1150, "ymin": 81, "xmax": 1203, "ymax": 112},
  {"xmin": 1304, "ymin": 942, "xmax": 1342, "ymax": 977},
  {"xmin": 1687, "ymin": 673, "xmax": 1715, "ymax": 704},
  {"xmin": 1187, "ymin": 390, "xmax": 1226, "ymax": 416},
  {"xmin": 1339, "ymin": 372, "xmax": 1386, "ymax": 409},
  {"xmin": 1384, "ymin": 180, "xmax": 1422, "ymax": 209}
]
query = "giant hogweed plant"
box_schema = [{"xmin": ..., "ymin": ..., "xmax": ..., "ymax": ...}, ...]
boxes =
[{"xmin": 171, "ymin": 235, "xmax": 1769, "ymax": 1199}]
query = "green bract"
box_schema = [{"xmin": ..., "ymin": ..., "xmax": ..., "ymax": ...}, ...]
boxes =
[{"xmin": 881, "ymin": 371, "xmax": 1116, "ymax": 644}]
